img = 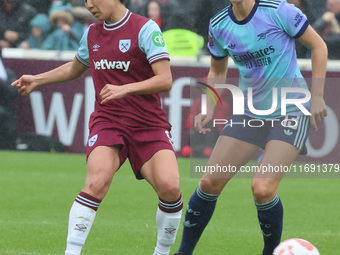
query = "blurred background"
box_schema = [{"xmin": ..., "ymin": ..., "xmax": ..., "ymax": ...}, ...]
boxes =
[{"xmin": 0, "ymin": 0, "xmax": 339, "ymax": 163}]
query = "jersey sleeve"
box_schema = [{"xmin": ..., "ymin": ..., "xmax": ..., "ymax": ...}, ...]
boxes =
[
  {"xmin": 76, "ymin": 26, "xmax": 91, "ymax": 67},
  {"xmin": 138, "ymin": 19, "xmax": 170, "ymax": 64},
  {"xmin": 275, "ymin": 1, "xmax": 309, "ymax": 39},
  {"xmin": 207, "ymin": 22, "xmax": 229, "ymax": 60}
]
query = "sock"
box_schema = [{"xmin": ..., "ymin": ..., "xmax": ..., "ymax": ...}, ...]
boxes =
[
  {"xmin": 177, "ymin": 185, "xmax": 219, "ymax": 255},
  {"xmin": 153, "ymin": 195, "xmax": 183, "ymax": 255},
  {"xmin": 255, "ymin": 194, "xmax": 283, "ymax": 255},
  {"xmin": 65, "ymin": 192, "xmax": 101, "ymax": 255}
]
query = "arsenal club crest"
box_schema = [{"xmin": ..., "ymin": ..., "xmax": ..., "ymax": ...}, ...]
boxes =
[{"xmin": 119, "ymin": 39, "xmax": 131, "ymax": 53}]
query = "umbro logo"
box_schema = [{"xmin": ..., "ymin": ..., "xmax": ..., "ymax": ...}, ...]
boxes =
[
  {"xmin": 93, "ymin": 44, "xmax": 100, "ymax": 52},
  {"xmin": 257, "ymin": 30, "xmax": 271, "ymax": 41},
  {"xmin": 75, "ymin": 224, "xmax": 87, "ymax": 232},
  {"xmin": 164, "ymin": 227, "xmax": 177, "ymax": 234}
]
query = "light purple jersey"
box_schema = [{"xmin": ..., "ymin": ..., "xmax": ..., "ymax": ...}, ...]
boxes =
[{"xmin": 208, "ymin": 0, "xmax": 310, "ymax": 118}]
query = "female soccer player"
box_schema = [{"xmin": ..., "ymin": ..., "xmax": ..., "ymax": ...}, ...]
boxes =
[
  {"xmin": 174, "ymin": 0, "xmax": 327, "ymax": 255},
  {"xmin": 12, "ymin": 0, "xmax": 183, "ymax": 254}
]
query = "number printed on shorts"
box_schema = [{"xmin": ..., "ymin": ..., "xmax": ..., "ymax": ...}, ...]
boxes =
[{"xmin": 282, "ymin": 116, "xmax": 300, "ymax": 130}]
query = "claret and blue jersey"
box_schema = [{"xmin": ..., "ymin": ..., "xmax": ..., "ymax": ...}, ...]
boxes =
[
  {"xmin": 75, "ymin": 9, "xmax": 171, "ymax": 129},
  {"xmin": 208, "ymin": 0, "xmax": 311, "ymax": 118}
]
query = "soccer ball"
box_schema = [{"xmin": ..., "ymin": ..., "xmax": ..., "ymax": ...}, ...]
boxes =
[{"xmin": 273, "ymin": 238, "xmax": 320, "ymax": 255}]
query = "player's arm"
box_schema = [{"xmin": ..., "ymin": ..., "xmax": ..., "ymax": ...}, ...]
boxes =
[
  {"xmin": 297, "ymin": 25, "xmax": 328, "ymax": 131},
  {"xmin": 100, "ymin": 20, "xmax": 173, "ymax": 104},
  {"xmin": 131, "ymin": 58, "xmax": 173, "ymax": 93},
  {"xmin": 11, "ymin": 57, "xmax": 88, "ymax": 96},
  {"xmin": 195, "ymin": 56, "xmax": 228, "ymax": 134},
  {"xmin": 99, "ymin": 59, "xmax": 172, "ymax": 104}
]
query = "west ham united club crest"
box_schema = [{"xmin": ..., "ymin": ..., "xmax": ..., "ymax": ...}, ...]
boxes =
[{"xmin": 119, "ymin": 39, "xmax": 131, "ymax": 53}]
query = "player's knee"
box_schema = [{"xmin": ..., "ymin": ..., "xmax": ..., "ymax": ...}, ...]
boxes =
[
  {"xmin": 157, "ymin": 180, "xmax": 181, "ymax": 202},
  {"xmin": 200, "ymin": 178, "xmax": 226, "ymax": 195},
  {"xmin": 85, "ymin": 175, "xmax": 111, "ymax": 199},
  {"xmin": 251, "ymin": 180, "xmax": 276, "ymax": 203}
]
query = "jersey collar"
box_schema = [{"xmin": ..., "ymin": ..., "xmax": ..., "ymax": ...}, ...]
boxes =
[
  {"xmin": 229, "ymin": 0, "xmax": 259, "ymax": 25},
  {"xmin": 104, "ymin": 9, "xmax": 132, "ymax": 31}
]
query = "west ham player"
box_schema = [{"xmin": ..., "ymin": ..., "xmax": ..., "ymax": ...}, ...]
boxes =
[
  {"xmin": 12, "ymin": 0, "xmax": 183, "ymax": 254},
  {"xmin": 174, "ymin": 0, "xmax": 327, "ymax": 254}
]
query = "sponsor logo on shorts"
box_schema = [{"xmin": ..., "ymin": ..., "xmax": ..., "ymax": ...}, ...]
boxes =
[{"xmin": 88, "ymin": 134, "xmax": 98, "ymax": 147}]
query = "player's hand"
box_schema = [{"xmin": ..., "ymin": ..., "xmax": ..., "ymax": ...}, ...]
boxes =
[
  {"xmin": 194, "ymin": 113, "xmax": 213, "ymax": 134},
  {"xmin": 100, "ymin": 84, "xmax": 128, "ymax": 104},
  {"xmin": 11, "ymin": 75, "xmax": 37, "ymax": 96},
  {"xmin": 309, "ymin": 96, "xmax": 327, "ymax": 131}
]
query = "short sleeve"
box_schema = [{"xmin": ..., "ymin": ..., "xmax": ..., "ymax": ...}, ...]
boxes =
[
  {"xmin": 276, "ymin": 1, "xmax": 309, "ymax": 39},
  {"xmin": 207, "ymin": 23, "xmax": 229, "ymax": 60},
  {"xmin": 138, "ymin": 20, "xmax": 170, "ymax": 64},
  {"xmin": 76, "ymin": 26, "xmax": 91, "ymax": 67}
]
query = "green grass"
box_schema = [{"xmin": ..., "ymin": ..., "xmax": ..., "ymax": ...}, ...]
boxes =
[{"xmin": 1, "ymin": 151, "xmax": 339, "ymax": 254}]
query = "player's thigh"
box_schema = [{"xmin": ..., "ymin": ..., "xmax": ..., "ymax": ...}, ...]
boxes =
[
  {"xmin": 200, "ymin": 135, "xmax": 260, "ymax": 195},
  {"xmin": 84, "ymin": 146, "xmax": 121, "ymax": 197},
  {"xmin": 252, "ymin": 115, "xmax": 310, "ymax": 180},
  {"xmin": 141, "ymin": 149, "xmax": 180, "ymax": 201},
  {"xmin": 254, "ymin": 139, "xmax": 300, "ymax": 179},
  {"xmin": 251, "ymin": 140, "xmax": 300, "ymax": 202}
]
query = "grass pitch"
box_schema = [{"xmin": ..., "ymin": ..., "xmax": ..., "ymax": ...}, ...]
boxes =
[{"xmin": 1, "ymin": 151, "xmax": 339, "ymax": 254}]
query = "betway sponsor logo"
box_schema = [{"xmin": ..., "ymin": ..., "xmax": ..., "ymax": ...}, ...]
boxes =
[{"xmin": 93, "ymin": 59, "xmax": 130, "ymax": 72}]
